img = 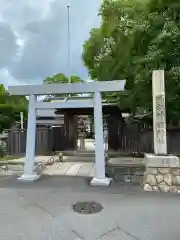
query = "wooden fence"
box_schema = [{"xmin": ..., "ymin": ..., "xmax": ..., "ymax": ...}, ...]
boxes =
[
  {"xmin": 7, "ymin": 130, "xmax": 27, "ymax": 156},
  {"xmin": 7, "ymin": 127, "xmax": 65, "ymax": 156},
  {"xmin": 109, "ymin": 125, "xmax": 180, "ymax": 155},
  {"xmin": 7, "ymin": 125, "xmax": 180, "ymax": 156}
]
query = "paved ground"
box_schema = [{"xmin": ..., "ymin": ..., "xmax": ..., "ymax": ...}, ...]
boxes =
[
  {"xmin": 1, "ymin": 138, "xmax": 144, "ymax": 177},
  {"xmin": 0, "ymin": 161, "xmax": 95, "ymax": 177},
  {"xmin": 43, "ymin": 162, "xmax": 95, "ymax": 177},
  {"xmin": 1, "ymin": 159, "xmax": 144, "ymax": 178},
  {"xmin": 0, "ymin": 139, "xmax": 96, "ymax": 177},
  {"xmin": 0, "ymin": 175, "xmax": 179, "ymax": 240}
]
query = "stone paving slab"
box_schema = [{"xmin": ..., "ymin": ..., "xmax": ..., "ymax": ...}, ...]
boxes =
[
  {"xmin": 59, "ymin": 211, "xmax": 118, "ymax": 240},
  {"xmin": 43, "ymin": 162, "xmax": 95, "ymax": 177},
  {"xmin": 43, "ymin": 166, "xmax": 61, "ymax": 176},
  {"xmin": 53, "ymin": 162, "xmax": 72, "ymax": 175},
  {"xmin": 90, "ymin": 165, "xmax": 95, "ymax": 177},
  {"xmin": 98, "ymin": 228, "xmax": 134, "ymax": 240},
  {"xmin": 0, "ymin": 189, "xmax": 53, "ymax": 240},
  {"xmin": 43, "ymin": 163, "xmax": 70, "ymax": 176},
  {"xmin": 78, "ymin": 163, "xmax": 94, "ymax": 176},
  {"xmin": 38, "ymin": 224, "xmax": 83, "ymax": 240},
  {"xmin": 65, "ymin": 163, "xmax": 83, "ymax": 176}
]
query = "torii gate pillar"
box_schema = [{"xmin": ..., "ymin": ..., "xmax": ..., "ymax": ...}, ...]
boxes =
[{"xmin": 91, "ymin": 91, "xmax": 111, "ymax": 186}]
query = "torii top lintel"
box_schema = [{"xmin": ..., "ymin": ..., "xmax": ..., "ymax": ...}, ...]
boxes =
[{"xmin": 8, "ymin": 80, "xmax": 126, "ymax": 96}]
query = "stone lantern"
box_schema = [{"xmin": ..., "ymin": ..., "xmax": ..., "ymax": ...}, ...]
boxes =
[{"xmin": 78, "ymin": 118, "xmax": 86, "ymax": 149}]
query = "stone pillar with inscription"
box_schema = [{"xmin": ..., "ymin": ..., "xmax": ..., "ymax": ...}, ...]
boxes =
[
  {"xmin": 152, "ymin": 70, "xmax": 167, "ymax": 155},
  {"xmin": 143, "ymin": 70, "xmax": 180, "ymax": 193}
]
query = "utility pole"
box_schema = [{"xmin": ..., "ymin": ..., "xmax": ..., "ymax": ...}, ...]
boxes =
[
  {"xmin": 67, "ymin": 5, "xmax": 71, "ymax": 97},
  {"xmin": 67, "ymin": 5, "xmax": 71, "ymax": 84}
]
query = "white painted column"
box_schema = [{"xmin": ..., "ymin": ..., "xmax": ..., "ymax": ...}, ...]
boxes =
[
  {"xmin": 91, "ymin": 91, "xmax": 111, "ymax": 186},
  {"xmin": 152, "ymin": 70, "xmax": 167, "ymax": 155},
  {"xmin": 18, "ymin": 94, "xmax": 39, "ymax": 181}
]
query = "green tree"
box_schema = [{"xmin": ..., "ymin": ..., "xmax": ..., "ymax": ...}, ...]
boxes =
[
  {"xmin": 0, "ymin": 84, "xmax": 28, "ymax": 132},
  {"xmin": 43, "ymin": 73, "xmax": 83, "ymax": 97},
  {"xmin": 82, "ymin": 0, "xmax": 180, "ymax": 124},
  {"xmin": 44, "ymin": 73, "xmax": 83, "ymax": 84}
]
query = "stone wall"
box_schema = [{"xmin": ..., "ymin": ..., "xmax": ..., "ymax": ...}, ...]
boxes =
[{"xmin": 144, "ymin": 167, "xmax": 180, "ymax": 193}]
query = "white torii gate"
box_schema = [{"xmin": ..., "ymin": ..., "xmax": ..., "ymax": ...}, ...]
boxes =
[{"xmin": 8, "ymin": 80, "xmax": 125, "ymax": 186}]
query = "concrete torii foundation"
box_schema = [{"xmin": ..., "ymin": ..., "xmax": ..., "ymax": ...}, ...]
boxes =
[{"xmin": 8, "ymin": 80, "xmax": 125, "ymax": 186}]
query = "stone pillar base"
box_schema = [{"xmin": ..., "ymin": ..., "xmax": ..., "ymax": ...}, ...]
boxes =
[
  {"xmin": 18, "ymin": 173, "xmax": 41, "ymax": 182},
  {"xmin": 90, "ymin": 177, "xmax": 112, "ymax": 186},
  {"xmin": 143, "ymin": 154, "xmax": 180, "ymax": 193}
]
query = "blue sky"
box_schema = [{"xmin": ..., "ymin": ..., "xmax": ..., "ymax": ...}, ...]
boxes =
[{"xmin": 0, "ymin": 0, "xmax": 100, "ymax": 87}]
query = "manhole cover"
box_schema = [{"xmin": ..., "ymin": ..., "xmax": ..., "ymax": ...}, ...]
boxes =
[{"xmin": 72, "ymin": 201, "xmax": 103, "ymax": 214}]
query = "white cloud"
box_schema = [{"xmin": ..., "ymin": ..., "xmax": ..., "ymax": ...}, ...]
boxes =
[
  {"xmin": 0, "ymin": 0, "xmax": 100, "ymax": 86},
  {"xmin": 0, "ymin": 68, "xmax": 21, "ymax": 87}
]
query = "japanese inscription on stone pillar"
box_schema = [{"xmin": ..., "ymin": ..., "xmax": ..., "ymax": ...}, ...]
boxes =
[
  {"xmin": 155, "ymin": 94, "xmax": 166, "ymax": 147},
  {"xmin": 152, "ymin": 70, "xmax": 167, "ymax": 155}
]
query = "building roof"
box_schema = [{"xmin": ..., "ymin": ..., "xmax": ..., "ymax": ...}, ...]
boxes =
[
  {"xmin": 37, "ymin": 96, "xmax": 120, "ymax": 117},
  {"xmin": 49, "ymin": 95, "xmax": 118, "ymax": 105}
]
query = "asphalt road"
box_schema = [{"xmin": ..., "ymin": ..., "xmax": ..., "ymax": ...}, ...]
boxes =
[{"xmin": 0, "ymin": 175, "xmax": 179, "ymax": 240}]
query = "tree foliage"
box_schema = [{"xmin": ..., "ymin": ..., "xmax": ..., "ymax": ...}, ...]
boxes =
[
  {"xmin": 44, "ymin": 73, "xmax": 83, "ymax": 84},
  {"xmin": 82, "ymin": 0, "xmax": 180, "ymax": 124},
  {"xmin": 43, "ymin": 73, "xmax": 83, "ymax": 97},
  {"xmin": 0, "ymin": 85, "xmax": 28, "ymax": 132}
]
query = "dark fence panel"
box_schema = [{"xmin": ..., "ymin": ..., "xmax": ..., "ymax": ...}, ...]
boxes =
[
  {"xmin": 108, "ymin": 114, "xmax": 123, "ymax": 150},
  {"xmin": 36, "ymin": 128, "xmax": 51, "ymax": 155},
  {"xmin": 119, "ymin": 127, "xmax": 154, "ymax": 153},
  {"xmin": 7, "ymin": 130, "xmax": 26, "ymax": 156},
  {"xmin": 64, "ymin": 113, "xmax": 78, "ymax": 150},
  {"xmin": 109, "ymin": 124, "xmax": 180, "ymax": 154},
  {"xmin": 7, "ymin": 125, "xmax": 77, "ymax": 156},
  {"xmin": 50, "ymin": 126, "xmax": 65, "ymax": 151},
  {"xmin": 166, "ymin": 128, "xmax": 180, "ymax": 154},
  {"xmin": 139, "ymin": 128, "xmax": 153, "ymax": 153},
  {"xmin": 7, "ymin": 128, "xmax": 51, "ymax": 156}
]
